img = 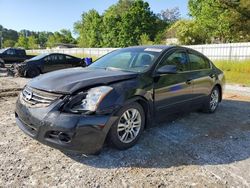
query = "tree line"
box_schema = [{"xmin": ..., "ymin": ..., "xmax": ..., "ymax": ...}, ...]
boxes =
[
  {"xmin": 0, "ymin": 0, "xmax": 249, "ymax": 49},
  {"xmin": 0, "ymin": 26, "xmax": 76, "ymax": 49}
]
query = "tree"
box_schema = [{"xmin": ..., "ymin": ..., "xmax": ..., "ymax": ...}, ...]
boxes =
[
  {"xmin": 0, "ymin": 25, "xmax": 19, "ymax": 48},
  {"xmin": 46, "ymin": 30, "xmax": 76, "ymax": 48},
  {"xmin": 101, "ymin": 0, "xmax": 160, "ymax": 47},
  {"xmin": 28, "ymin": 36, "xmax": 38, "ymax": 49},
  {"xmin": 166, "ymin": 20, "xmax": 208, "ymax": 45},
  {"xmin": 74, "ymin": 10, "xmax": 102, "ymax": 47},
  {"xmin": 37, "ymin": 31, "xmax": 53, "ymax": 48},
  {"xmin": 188, "ymin": 0, "xmax": 250, "ymax": 42},
  {"xmin": 139, "ymin": 33, "xmax": 153, "ymax": 45},
  {"xmin": 60, "ymin": 29, "xmax": 76, "ymax": 44},
  {"xmin": 74, "ymin": 0, "xmax": 165, "ymax": 47},
  {"xmin": 46, "ymin": 35, "xmax": 57, "ymax": 48},
  {"xmin": 160, "ymin": 7, "xmax": 181, "ymax": 24},
  {"xmin": 15, "ymin": 35, "xmax": 28, "ymax": 49},
  {"xmin": 3, "ymin": 39, "xmax": 16, "ymax": 47}
]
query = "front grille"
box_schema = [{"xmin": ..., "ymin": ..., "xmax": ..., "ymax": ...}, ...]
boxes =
[{"xmin": 21, "ymin": 86, "xmax": 62, "ymax": 107}]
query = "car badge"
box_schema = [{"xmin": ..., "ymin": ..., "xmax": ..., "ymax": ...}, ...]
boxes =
[{"xmin": 25, "ymin": 90, "xmax": 33, "ymax": 101}]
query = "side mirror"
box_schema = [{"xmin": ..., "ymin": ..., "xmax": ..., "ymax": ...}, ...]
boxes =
[
  {"xmin": 156, "ymin": 65, "xmax": 177, "ymax": 74},
  {"xmin": 83, "ymin": 57, "xmax": 93, "ymax": 66}
]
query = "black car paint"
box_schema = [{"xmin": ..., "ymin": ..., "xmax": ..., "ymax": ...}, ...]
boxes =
[
  {"xmin": 0, "ymin": 48, "xmax": 35, "ymax": 64},
  {"xmin": 19, "ymin": 53, "xmax": 83, "ymax": 76},
  {"xmin": 28, "ymin": 67, "xmax": 138, "ymax": 94},
  {"xmin": 15, "ymin": 46, "xmax": 225, "ymax": 154}
]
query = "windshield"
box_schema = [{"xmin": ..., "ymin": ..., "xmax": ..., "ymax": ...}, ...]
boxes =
[
  {"xmin": 0, "ymin": 48, "xmax": 7, "ymax": 53},
  {"xmin": 89, "ymin": 47, "xmax": 163, "ymax": 72},
  {"xmin": 28, "ymin": 53, "xmax": 49, "ymax": 61}
]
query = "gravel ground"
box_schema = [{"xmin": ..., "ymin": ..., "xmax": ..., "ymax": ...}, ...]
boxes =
[{"xmin": 0, "ymin": 77, "xmax": 250, "ymax": 187}]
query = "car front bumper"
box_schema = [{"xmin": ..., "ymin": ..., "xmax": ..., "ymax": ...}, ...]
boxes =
[{"xmin": 15, "ymin": 95, "xmax": 118, "ymax": 154}]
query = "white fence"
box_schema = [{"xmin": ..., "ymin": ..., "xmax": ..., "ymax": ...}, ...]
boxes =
[
  {"xmin": 27, "ymin": 48, "xmax": 118, "ymax": 58},
  {"xmin": 184, "ymin": 42, "xmax": 250, "ymax": 60},
  {"xmin": 27, "ymin": 42, "xmax": 250, "ymax": 61}
]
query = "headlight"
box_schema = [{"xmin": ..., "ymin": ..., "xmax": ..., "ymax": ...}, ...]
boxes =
[{"xmin": 69, "ymin": 86, "xmax": 113, "ymax": 113}]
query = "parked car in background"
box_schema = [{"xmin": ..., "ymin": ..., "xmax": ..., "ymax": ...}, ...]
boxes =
[
  {"xmin": 17, "ymin": 53, "xmax": 85, "ymax": 77},
  {"xmin": 0, "ymin": 48, "xmax": 35, "ymax": 65},
  {"xmin": 0, "ymin": 58, "xmax": 4, "ymax": 68},
  {"xmin": 15, "ymin": 45, "xmax": 225, "ymax": 154}
]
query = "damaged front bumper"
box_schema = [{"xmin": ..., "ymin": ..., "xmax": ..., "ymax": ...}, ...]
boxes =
[
  {"xmin": 15, "ymin": 94, "xmax": 118, "ymax": 154},
  {"xmin": 14, "ymin": 64, "xmax": 27, "ymax": 76}
]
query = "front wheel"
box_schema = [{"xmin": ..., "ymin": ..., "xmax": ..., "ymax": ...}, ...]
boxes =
[
  {"xmin": 0, "ymin": 58, "xmax": 5, "ymax": 68},
  {"xmin": 26, "ymin": 68, "xmax": 40, "ymax": 78},
  {"xmin": 108, "ymin": 102, "xmax": 145, "ymax": 150},
  {"xmin": 203, "ymin": 86, "xmax": 220, "ymax": 113}
]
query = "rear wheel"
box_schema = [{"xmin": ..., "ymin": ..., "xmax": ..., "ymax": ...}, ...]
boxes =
[
  {"xmin": 108, "ymin": 102, "xmax": 145, "ymax": 150},
  {"xmin": 203, "ymin": 86, "xmax": 220, "ymax": 113},
  {"xmin": 27, "ymin": 68, "xmax": 40, "ymax": 78}
]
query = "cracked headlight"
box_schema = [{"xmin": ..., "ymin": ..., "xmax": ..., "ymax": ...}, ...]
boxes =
[{"xmin": 69, "ymin": 86, "xmax": 113, "ymax": 113}]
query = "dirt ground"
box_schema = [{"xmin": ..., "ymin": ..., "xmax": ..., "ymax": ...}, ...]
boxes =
[{"xmin": 0, "ymin": 77, "xmax": 250, "ymax": 188}]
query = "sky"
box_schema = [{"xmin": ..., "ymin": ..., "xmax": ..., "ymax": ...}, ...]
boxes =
[{"xmin": 0, "ymin": 0, "xmax": 189, "ymax": 32}]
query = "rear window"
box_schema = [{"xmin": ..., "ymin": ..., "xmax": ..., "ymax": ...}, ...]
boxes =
[
  {"xmin": 66, "ymin": 55, "xmax": 73, "ymax": 60},
  {"xmin": 16, "ymin": 49, "xmax": 25, "ymax": 56},
  {"xmin": 188, "ymin": 53, "xmax": 210, "ymax": 70}
]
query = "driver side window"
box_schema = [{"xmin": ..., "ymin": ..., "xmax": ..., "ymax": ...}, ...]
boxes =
[
  {"xmin": 160, "ymin": 51, "xmax": 189, "ymax": 72},
  {"xmin": 44, "ymin": 56, "xmax": 51, "ymax": 62},
  {"xmin": 6, "ymin": 49, "xmax": 15, "ymax": 55}
]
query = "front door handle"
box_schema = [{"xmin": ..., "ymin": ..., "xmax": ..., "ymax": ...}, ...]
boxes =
[{"xmin": 186, "ymin": 79, "xmax": 192, "ymax": 85}]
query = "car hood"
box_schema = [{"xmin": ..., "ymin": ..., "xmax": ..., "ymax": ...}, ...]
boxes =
[
  {"xmin": 24, "ymin": 59, "xmax": 39, "ymax": 64},
  {"xmin": 28, "ymin": 67, "xmax": 138, "ymax": 94}
]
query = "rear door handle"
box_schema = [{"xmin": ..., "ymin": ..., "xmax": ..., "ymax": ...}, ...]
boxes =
[{"xmin": 186, "ymin": 79, "xmax": 192, "ymax": 85}]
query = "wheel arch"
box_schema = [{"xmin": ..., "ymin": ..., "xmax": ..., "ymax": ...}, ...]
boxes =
[
  {"xmin": 25, "ymin": 66, "xmax": 41, "ymax": 77},
  {"xmin": 123, "ymin": 95, "xmax": 152, "ymax": 129}
]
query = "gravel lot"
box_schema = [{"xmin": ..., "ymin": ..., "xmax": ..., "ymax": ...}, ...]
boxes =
[{"xmin": 0, "ymin": 77, "xmax": 250, "ymax": 187}]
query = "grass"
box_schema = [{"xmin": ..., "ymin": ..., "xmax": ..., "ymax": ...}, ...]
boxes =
[{"xmin": 214, "ymin": 60, "xmax": 250, "ymax": 86}]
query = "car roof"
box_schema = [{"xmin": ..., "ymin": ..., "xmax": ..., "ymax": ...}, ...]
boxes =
[
  {"xmin": 127, "ymin": 45, "xmax": 174, "ymax": 50},
  {"xmin": 44, "ymin": 53, "xmax": 76, "ymax": 56},
  {"xmin": 3, "ymin": 47, "xmax": 25, "ymax": 50},
  {"xmin": 46, "ymin": 53, "xmax": 64, "ymax": 55}
]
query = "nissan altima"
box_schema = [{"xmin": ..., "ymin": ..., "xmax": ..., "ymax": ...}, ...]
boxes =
[{"xmin": 15, "ymin": 46, "xmax": 225, "ymax": 154}]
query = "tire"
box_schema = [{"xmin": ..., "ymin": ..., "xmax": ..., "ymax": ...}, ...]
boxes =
[
  {"xmin": 0, "ymin": 58, "xmax": 5, "ymax": 68},
  {"xmin": 202, "ymin": 86, "xmax": 220, "ymax": 113},
  {"xmin": 27, "ymin": 68, "xmax": 40, "ymax": 78},
  {"xmin": 108, "ymin": 102, "xmax": 145, "ymax": 150},
  {"xmin": 0, "ymin": 62, "xmax": 4, "ymax": 68}
]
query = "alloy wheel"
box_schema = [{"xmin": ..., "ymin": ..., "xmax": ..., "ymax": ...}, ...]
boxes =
[
  {"xmin": 210, "ymin": 89, "xmax": 219, "ymax": 111},
  {"xmin": 117, "ymin": 108, "xmax": 142, "ymax": 144}
]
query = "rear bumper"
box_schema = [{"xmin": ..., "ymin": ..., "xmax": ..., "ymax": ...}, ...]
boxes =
[{"xmin": 15, "ymin": 96, "xmax": 118, "ymax": 154}]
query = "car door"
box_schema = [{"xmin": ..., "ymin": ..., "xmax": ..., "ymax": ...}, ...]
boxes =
[
  {"xmin": 43, "ymin": 54, "xmax": 59, "ymax": 72},
  {"xmin": 65, "ymin": 55, "xmax": 77, "ymax": 67},
  {"xmin": 45, "ymin": 54, "xmax": 72, "ymax": 72},
  {"xmin": 153, "ymin": 49, "xmax": 193, "ymax": 120},
  {"xmin": 56, "ymin": 54, "xmax": 72, "ymax": 70},
  {"xmin": 15, "ymin": 49, "xmax": 26, "ymax": 62},
  {"xmin": 187, "ymin": 50, "xmax": 214, "ymax": 106},
  {"xmin": 3, "ymin": 49, "xmax": 15, "ymax": 63}
]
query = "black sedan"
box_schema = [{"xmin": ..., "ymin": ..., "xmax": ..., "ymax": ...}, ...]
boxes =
[
  {"xmin": 17, "ymin": 53, "xmax": 84, "ymax": 77},
  {"xmin": 15, "ymin": 46, "xmax": 225, "ymax": 154}
]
